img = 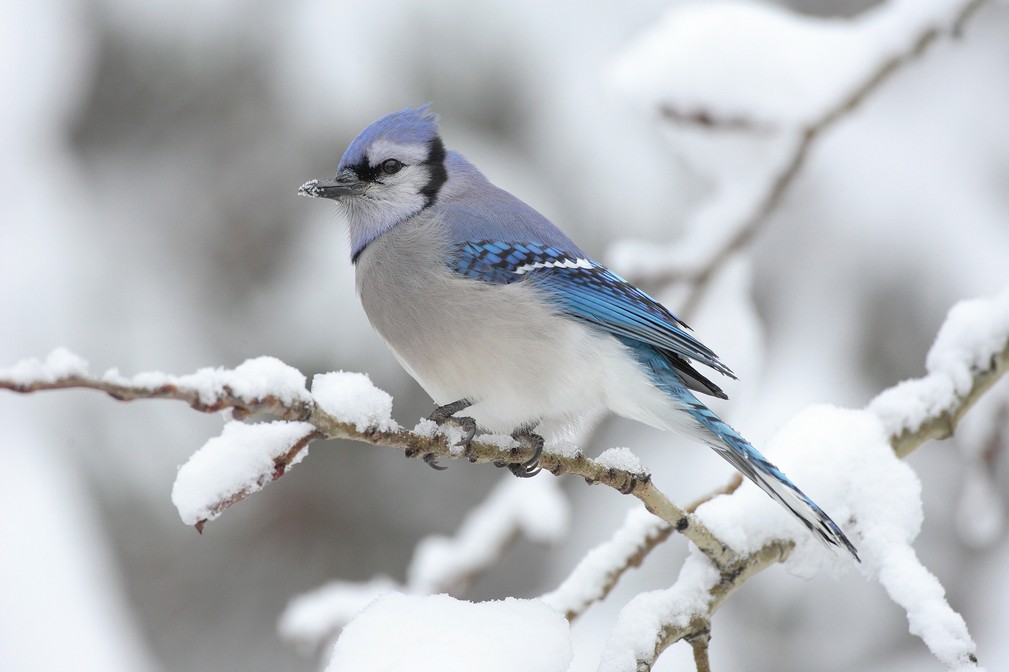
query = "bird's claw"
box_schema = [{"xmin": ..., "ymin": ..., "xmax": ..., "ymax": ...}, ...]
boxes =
[
  {"xmin": 429, "ymin": 414, "xmax": 476, "ymax": 450},
  {"xmin": 427, "ymin": 399, "xmax": 477, "ymax": 463},
  {"xmin": 506, "ymin": 428, "xmax": 544, "ymax": 478}
]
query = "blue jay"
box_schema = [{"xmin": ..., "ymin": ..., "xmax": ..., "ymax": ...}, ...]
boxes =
[{"xmin": 299, "ymin": 106, "xmax": 858, "ymax": 559}]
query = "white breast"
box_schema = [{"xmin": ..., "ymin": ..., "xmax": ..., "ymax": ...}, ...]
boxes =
[{"xmin": 354, "ymin": 215, "xmax": 681, "ymax": 436}]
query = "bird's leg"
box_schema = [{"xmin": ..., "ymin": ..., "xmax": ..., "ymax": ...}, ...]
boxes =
[
  {"xmin": 505, "ymin": 424, "xmax": 544, "ymax": 478},
  {"xmin": 426, "ymin": 399, "xmax": 478, "ymax": 468}
]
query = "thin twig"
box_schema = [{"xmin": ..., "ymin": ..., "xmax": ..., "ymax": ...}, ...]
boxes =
[
  {"xmin": 1, "ymin": 369, "xmax": 738, "ymax": 567},
  {"xmin": 641, "ymin": 542, "xmax": 794, "ymax": 672},
  {"xmin": 685, "ymin": 622, "xmax": 713, "ymax": 672},
  {"xmin": 646, "ymin": 0, "xmax": 991, "ymax": 318},
  {"xmin": 0, "ymin": 375, "xmax": 315, "ymax": 421},
  {"xmin": 890, "ymin": 339, "xmax": 1009, "ymax": 459}
]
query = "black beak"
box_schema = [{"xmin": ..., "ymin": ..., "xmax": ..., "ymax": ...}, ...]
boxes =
[{"xmin": 298, "ymin": 168, "xmax": 364, "ymax": 200}]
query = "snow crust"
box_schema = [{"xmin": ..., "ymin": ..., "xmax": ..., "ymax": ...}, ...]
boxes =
[
  {"xmin": 171, "ymin": 420, "xmax": 315, "ymax": 525},
  {"xmin": 312, "ymin": 371, "xmax": 398, "ymax": 432},
  {"xmin": 324, "ymin": 593, "xmax": 571, "ymax": 672}
]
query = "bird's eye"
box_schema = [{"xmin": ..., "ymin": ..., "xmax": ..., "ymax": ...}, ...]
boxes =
[{"xmin": 381, "ymin": 159, "xmax": 403, "ymax": 175}]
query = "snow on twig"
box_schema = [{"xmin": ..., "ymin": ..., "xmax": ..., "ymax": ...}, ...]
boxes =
[
  {"xmin": 541, "ymin": 506, "xmax": 670, "ymax": 620},
  {"xmin": 588, "ymin": 283, "xmax": 1009, "ymax": 670},
  {"xmin": 2, "ymin": 281, "xmax": 1006, "ymax": 670},
  {"xmin": 278, "ymin": 577, "xmax": 401, "ymax": 655},
  {"xmin": 871, "ymin": 286, "xmax": 1009, "ymax": 458},
  {"xmin": 0, "ymin": 350, "xmax": 730, "ymax": 563},
  {"xmin": 407, "ymin": 476, "xmax": 569, "ymax": 594},
  {"xmin": 606, "ymin": 0, "xmax": 992, "ymax": 316},
  {"xmin": 172, "ymin": 420, "xmax": 320, "ymax": 530},
  {"xmin": 279, "ymin": 476, "xmax": 570, "ymax": 653}
]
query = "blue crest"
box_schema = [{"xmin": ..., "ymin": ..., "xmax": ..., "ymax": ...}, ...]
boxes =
[{"xmin": 338, "ymin": 105, "xmax": 440, "ymax": 170}]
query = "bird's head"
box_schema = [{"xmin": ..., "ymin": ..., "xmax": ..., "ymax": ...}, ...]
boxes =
[{"xmin": 299, "ymin": 105, "xmax": 448, "ymax": 260}]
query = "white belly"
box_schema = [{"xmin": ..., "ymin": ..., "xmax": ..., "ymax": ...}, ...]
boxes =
[{"xmin": 354, "ymin": 215, "xmax": 683, "ymax": 435}]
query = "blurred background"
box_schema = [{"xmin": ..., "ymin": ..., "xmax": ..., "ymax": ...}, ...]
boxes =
[{"xmin": 2, "ymin": 0, "xmax": 1007, "ymax": 670}]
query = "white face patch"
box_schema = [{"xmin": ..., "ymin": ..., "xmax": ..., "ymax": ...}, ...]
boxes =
[
  {"xmin": 341, "ymin": 163, "xmax": 432, "ymax": 253},
  {"xmin": 513, "ymin": 257, "xmax": 593, "ymax": 275},
  {"xmin": 365, "ymin": 164, "xmax": 430, "ymax": 202},
  {"xmin": 366, "ymin": 138, "xmax": 430, "ymax": 167}
]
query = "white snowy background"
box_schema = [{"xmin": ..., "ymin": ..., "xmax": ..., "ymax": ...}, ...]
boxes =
[{"xmin": 2, "ymin": 0, "xmax": 1008, "ymax": 670}]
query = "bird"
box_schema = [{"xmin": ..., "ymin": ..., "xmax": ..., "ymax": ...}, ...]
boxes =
[{"xmin": 298, "ymin": 105, "xmax": 858, "ymax": 560}]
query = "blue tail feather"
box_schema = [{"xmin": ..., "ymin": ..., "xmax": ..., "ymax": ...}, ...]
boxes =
[
  {"xmin": 684, "ymin": 401, "xmax": 859, "ymax": 560},
  {"xmin": 626, "ymin": 341, "xmax": 859, "ymax": 560}
]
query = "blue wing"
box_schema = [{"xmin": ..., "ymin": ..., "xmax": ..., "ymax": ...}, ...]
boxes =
[{"xmin": 448, "ymin": 241, "xmax": 735, "ymax": 393}]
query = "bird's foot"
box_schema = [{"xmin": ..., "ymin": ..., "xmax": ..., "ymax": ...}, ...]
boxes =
[
  {"xmin": 504, "ymin": 427, "xmax": 544, "ymax": 478},
  {"xmin": 427, "ymin": 399, "xmax": 477, "ymax": 468}
]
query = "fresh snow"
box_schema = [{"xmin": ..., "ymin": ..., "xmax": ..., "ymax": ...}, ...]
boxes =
[
  {"xmin": 311, "ymin": 371, "xmax": 398, "ymax": 432},
  {"xmin": 870, "ymin": 285, "xmax": 1009, "ymax": 439},
  {"xmin": 407, "ymin": 476, "xmax": 569, "ymax": 593},
  {"xmin": 103, "ymin": 356, "xmax": 312, "ymax": 406},
  {"xmin": 0, "ymin": 347, "xmax": 89, "ymax": 384},
  {"xmin": 695, "ymin": 404, "xmax": 980, "ymax": 666},
  {"xmin": 171, "ymin": 420, "xmax": 315, "ymax": 526},
  {"xmin": 598, "ymin": 553, "xmax": 720, "ymax": 672},
  {"xmin": 0, "ymin": 350, "xmax": 314, "ymax": 407},
  {"xmin": 606, "ymin": 0, "xmax": 977, "ymax": 129},
  {"xmin": 594, "ymin": 447, "xmax": 645, "ymax": 474},
  {"xmin": 278, "ymin": 576, "xmax": 402, "ymax": 653},
  {"xmin": 542, "ymin": 506, "xmax": 666, "ymax": 617},
  {"xmin": 697, "ymin": 405, "xmax": 915, "ymax": 571},
  {"xmin": 276, "ymin": 476, "xmax": 570, "ymax": 653},
  {"xmin": 411, "ymin": 417, "xmax": 440, "ymax": 438},
  {"xmin": 324, "ymin": 593, "xmax": 571, "ymax": 672}
]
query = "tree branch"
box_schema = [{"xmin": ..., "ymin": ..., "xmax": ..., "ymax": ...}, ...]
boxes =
[
  {"xmin": 645, "ymin": 542, "xmax": 794, "ymax": 672},
  {"xmin": 0, "ymin": 359, "xmax": 738, "ymax": 568},
  {"xmin": 625, "ymin": 0, "xmax": 992, "ymax": 319},
  {"xmin": 547, "ymin": 285, "xmax": 1008, "ymax": 667},
  {"xmin": 1, "ymin": 373, "xmax": 315, "ymax": 421},
  {"xmin": 624, "ymin": 326, "xmax": 1008, "ymax": 669},
  {"xmin": 889, "ymin": 338, "xmax": 1009, "ymax": 459},
  {"xmin": 685, "ymin": 623, "xmax": 713, "ymax": 672},
  {"xmin": 8, "ymin": 311, "xmax": 1004, "ymax": 636}
]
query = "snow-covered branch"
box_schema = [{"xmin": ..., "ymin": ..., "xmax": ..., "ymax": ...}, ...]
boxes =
[
  {"xmin": 280, "ymin": 476, "xmax": 571, "ymax": 652},
  {"xmin": 3, "ymin": 282, "xmax": 1006, "ymax": 672},
  {"xmin": 544, "ymin": 292, "xmax": 1009, "ymax": 633},
  {"xmin": 872, "ymin": 289, "xmax": 1009, "ymax": 458},
  {"xmin": 586, "ymin": 286, "xmax": 1009, "ymax": 671},
  {"xmin": 0, "ymin": 349, "xmax": 733, "ymax": 566},
  {"xmin": 607, "ymin": 0, "xmax": 992, "ymax": 315}
]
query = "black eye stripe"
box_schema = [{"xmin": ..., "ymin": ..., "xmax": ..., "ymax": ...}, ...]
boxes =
[
  {"xmin": 350, "ymin": 160, "xmax": 380, "ymax": 182},
  {"xmin": 420, "ymin": 137, "xmax": 447, "ymax": 207},
  {"xmin": 351, "ymin": 158, "xmax": 407, "ymax": 181}
]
